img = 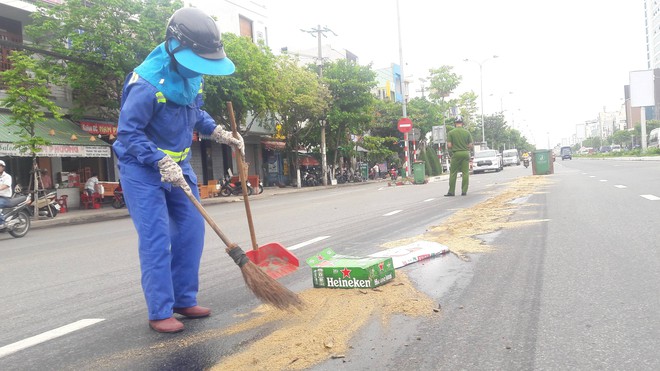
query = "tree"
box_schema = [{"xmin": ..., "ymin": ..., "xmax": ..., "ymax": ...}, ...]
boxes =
[
  {"xmin": 0, "ymin": 51, "xmax": 62, "ymax": 215},
  {"xmin": 611, "ymin": 129, "xmax": 632, "ymax": 146},
  {"xmin": 268, "ymin": 55, "xmax": 329, "ymax": 173},
  {"xmin": 322, "ymin": 59, "xmax": 377, "ymax": 168},
  {"xmin": 204, "ymin": 34, "xmax": 280, "ymax": 133},
  {"xmin": 26, "ymin": 0, "xmax": 182, "ymax": 120},
  {"xmin": 427, "ymin": 65, "xmax": 461, "ymax": 107}
]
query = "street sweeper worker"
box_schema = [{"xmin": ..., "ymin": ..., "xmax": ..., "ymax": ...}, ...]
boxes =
[{"xmin": 113, "ymin": 7, "xmax": 244, "ymax": 333}]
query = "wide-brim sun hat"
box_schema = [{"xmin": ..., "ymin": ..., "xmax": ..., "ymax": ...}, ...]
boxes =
[
  {"xmin": 166, "ymin": 7, "xmax": 235, "ymax": 76},
  {"xmin": 168, "ymin": 38, "xmax": 235, "ymax": 76}
]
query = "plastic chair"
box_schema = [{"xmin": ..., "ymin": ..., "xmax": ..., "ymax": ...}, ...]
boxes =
[
  {"xmin": 56, "ymin": 195, "xmax": 68, "ymax": 213},
  {"xmin": 80, "ymin": 192, "xmax": 92, "ymax": 209},
  {"xmin": 91, "ymin": 192, "xmax": 103, "ymax": 209}
]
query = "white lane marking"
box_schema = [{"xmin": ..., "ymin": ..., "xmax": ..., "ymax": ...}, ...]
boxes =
[
  {"xmin": 599, "ymin": 179, "xmax": 608, "ymax": 182},
  {"xmin": 589, "ymin": 175, "xmax": 596, "ymax": 178},
  {"xmin": 582, "ymin": 173, "xmax": 588, "ymax": 175},
  {"xmin": 383, "ymin": 210, "xmax": 403, "ymax": 216},
  {"xmin": 614, "ymin": 185, "xmax": 627, "ymax": 189},
  {"xmin": 0, "ymin": 319, "xmax": 105, "ymax": 359},
  {"xmin": 641, "ymin": 194, "xmax": 660, "ymax": 201},
  {"xmin": 289, "ymin": 236, "xmax": 330, "ymax": 251},
  {"xmin": 423, "ymin": 198, "xmax": 435, "ymax": 202}
]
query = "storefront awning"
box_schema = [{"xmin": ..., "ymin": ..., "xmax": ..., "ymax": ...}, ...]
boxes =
[{"xmin": 0, "ymin": 113, "xmax": 112, "ymax": 158}]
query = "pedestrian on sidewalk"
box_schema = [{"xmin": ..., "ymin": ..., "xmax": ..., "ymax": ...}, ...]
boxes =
[
  {"xmin": 113, "ymin": 7, "xmax": 244, "ymax": 333},
  {"xmin": 445, "ymin": 117, "xmax": 473, "ymax": 197}
]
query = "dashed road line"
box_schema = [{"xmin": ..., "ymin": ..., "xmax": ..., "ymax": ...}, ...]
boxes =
[
  {"xmin": 289, "ymin": 236, "xmax": 331, "ymax": 251},
  {"xmin": 641, "ymin": 194, "xmax": 660, "ymax": 201},
  {"xmin": 423, "ymin": 198, "xmax": 435, "ymax": 202},
  {"xmin": 0, "ymin": 319, "xmax": 105, "ymax": 359},
  {"xmin": 599, "ymin": 179, "xmax": 608, "ymax": 182},
  {"xmin": 614, "ymin": 185, "xmax": 627, "ymax": 189},
  {"xmin": 383, "ymin": 210, "xmax": 403, "ymax": 216}
]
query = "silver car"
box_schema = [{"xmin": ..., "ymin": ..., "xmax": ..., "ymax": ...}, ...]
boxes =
[{"xmin": 473, "ymin": 150, "xmax": 503, "ymax": 174}]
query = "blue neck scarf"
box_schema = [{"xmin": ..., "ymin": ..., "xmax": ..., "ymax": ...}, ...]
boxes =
[{"xmin": 134, "ymin": 42, "xmax": 202, "ymax": 106}]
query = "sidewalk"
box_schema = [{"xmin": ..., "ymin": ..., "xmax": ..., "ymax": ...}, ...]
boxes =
[{"xmin": 32, "ymin": 174, "xmax": 448, "ymax": 230}]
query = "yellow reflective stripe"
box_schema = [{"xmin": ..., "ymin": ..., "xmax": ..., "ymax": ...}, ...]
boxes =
[
  {"xmin": 155, "ymin": 92, "xmax": 166, "ymax": 103},
  {"xmin": 198, "ymin": 81, "xmax": 203, "ymax": 94},
  {"xmin": 159, "ymin": 147, "xmax": 190, "ymax": 162}
]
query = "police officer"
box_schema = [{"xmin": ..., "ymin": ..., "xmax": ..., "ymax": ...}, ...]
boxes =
[
  {"xmin": 445, "ymin": 117, "xmax": 473, "ymax": 197},
  {"xmin": 113, "ymin": 7, "xmax": 244, "ymax": 333}
]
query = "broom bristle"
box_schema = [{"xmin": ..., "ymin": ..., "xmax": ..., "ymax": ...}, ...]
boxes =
[{"xmin": 240, "ymin": 261, "xmax": 305, "ymax": 310}]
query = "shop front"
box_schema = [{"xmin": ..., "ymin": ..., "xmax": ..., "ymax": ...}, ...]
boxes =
[{"xmin": 0, "ymin": 113, "xmax": 113, "ymax": 208}]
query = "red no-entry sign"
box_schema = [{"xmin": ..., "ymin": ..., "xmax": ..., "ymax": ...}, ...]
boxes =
[{"xmin": 397, "ymin": 117, "xmax": 412, "ymax": 133}]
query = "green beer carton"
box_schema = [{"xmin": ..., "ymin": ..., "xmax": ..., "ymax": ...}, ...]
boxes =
[{"xmin": 306, "ymin": 248, "xmax": 395, "ymax": 289}]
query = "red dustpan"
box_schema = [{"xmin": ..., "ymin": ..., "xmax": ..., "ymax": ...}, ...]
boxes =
[{"xmin": 227, "ymin": 102, "xmax": 300, "ymax": 279}]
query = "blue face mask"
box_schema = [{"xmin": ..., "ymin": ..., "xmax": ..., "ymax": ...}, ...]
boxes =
[{"xmin": 178, "ymin": 64, "xmax": 201, "ymax": 79}]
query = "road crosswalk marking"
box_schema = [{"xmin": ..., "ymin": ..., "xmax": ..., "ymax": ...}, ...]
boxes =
[{"xmin": 640, "ymin": 194, "xmax": 660, "ymax": 201}]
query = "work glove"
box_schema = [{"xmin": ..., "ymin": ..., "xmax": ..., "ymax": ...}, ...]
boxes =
[
  {"xmin": 158, "ymin": 155, "xmax": 187, "ymax": 188},
  {"xmin": 212, "ymin": 126, "xmax": 244, "ymax": 156}
]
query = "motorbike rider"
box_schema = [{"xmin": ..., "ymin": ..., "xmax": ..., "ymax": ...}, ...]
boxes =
[
  {"xmin": 0, "ymin": 160, "xmax": 12, "ymax": 227},
  {"xmin": 113, "ymin": 8, "xmax": 244, "ymax": 333}
]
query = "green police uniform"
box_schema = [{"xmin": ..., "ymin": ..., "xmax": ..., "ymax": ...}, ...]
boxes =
[{"xmin": 446, "ymin": 126, "xmax": 473, "ymax": 195}]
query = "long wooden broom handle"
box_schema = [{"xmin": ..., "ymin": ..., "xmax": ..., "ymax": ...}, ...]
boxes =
[
  {"xmin": 227, "ymin": 102, "xmax": 259, "ymax": 251},
  {"xmin": 181, "ymin": 184, "xmax": 236, "ymax": 249}
]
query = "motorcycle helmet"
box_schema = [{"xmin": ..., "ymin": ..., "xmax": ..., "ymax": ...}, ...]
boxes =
[{"xmin": 165, "ymin": 7, "xmax": 235, "ymax": 76}]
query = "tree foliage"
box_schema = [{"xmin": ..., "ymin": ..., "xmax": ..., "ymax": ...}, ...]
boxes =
[
  {"xmin": 322, "ymin": 59, "xmax": 377, "ymax": 166},
  {"xmin": 0, "ymin": 51, "xmax": 62, "ymax": 156},
  {"xmin": 26, "ymin": 0, "xmax": 182, "ymax": 120},
  {"xmin": 204, "ymin": 34, "xmax": 279, "ymax": 132}
]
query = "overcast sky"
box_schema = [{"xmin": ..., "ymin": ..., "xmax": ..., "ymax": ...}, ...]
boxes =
[{"xmin": 261, "ymin": 1, "xmax": 646, "ymax": 147}]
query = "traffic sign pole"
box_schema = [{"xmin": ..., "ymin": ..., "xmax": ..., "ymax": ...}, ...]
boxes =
[{"xmin": 398, "ymin": 118, "xmax": 413, "ymax": 177}]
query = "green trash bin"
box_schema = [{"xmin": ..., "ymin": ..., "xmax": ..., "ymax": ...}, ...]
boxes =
[
  {"xmin": 359, "ymin": 162, "xmax": 368, "ymax": 180},
  {"xmin": 413, "ymin": 161, "xmax": 426, "ymax": 184},
  {"xmin": 531, "ymin": 150, "xmax": 554, "ymax": 175}
]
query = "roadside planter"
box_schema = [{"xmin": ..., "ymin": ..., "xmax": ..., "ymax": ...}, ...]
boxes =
[{"xmin": 306, "ymin": 248, "xmax": 395, "ymax": 289}]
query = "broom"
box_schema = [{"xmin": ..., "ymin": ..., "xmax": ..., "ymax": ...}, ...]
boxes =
[{"xmin": 181, "ymin": 183, "xmax": 304, "ymax": 310}]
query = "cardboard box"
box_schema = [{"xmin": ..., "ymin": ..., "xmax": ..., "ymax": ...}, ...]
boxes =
[
  {"xmin": 368, "ymin": 241, "xmax": 450, "ymax": 269},
  {"xmin": 306, "ymin": 248, "xmax": 395, "ymax": 289}
]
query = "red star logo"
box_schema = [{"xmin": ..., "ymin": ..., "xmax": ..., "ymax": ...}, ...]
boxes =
[
  {"xmin": 378, "ymin": 262, "xmax": 384, "ymax": 271},
  {"xmin": 340, "ymin": 267, "xmax": 351, "ymax": 278}
]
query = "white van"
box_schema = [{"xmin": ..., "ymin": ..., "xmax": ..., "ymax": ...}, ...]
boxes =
[
  {"xmin": 502, "ymin": 149, "xmax": 520, "ymax": 166},
  {"xmin": 649, "ymin": 128, "xmax": 660, "ymax": 148}
]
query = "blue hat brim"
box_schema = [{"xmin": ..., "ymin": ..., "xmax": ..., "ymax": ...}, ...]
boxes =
[{"xmin": 169, "ymin": 39, "xmax": 235, "ymax": 76}]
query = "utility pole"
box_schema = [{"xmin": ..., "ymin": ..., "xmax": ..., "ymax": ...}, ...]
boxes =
[
  {"xmin": 396, "ymin": 0, "xmax": 410, "ymax": 177},
  {"xmin": 417, "ymin": 78, "xmax": 427, "ymax": 99},
  {"xmin": 301, "ymin": 25, "xmax": 336, "ymax": 186}
]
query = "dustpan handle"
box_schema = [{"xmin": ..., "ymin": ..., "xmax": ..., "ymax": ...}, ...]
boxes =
[
  {"xmin": 227, "ymin": 102, "xmax": 259, "ymax": 251},
  {"xmin": 181, "ymin": 184, "xmax": 234, "ymax": 248}
]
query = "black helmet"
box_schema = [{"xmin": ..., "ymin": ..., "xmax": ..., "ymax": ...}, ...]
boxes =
[{"xmin": 166, "ymin": 7, "xmax": 234, "ymax": 76}]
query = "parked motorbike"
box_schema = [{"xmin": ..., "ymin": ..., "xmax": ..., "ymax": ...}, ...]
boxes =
[
  {"xmin": 27, "ymin": 190, "xmax": 60, "ymax": 217},
  {"xmin": 389, "ymin": 167, "xmax": 398, "ymax": 181},
  {"xmin": 112, "ymin": 187, "xmax": 125, "ymax": 209},
  {"xmin": 335, "ymin": 168, "xmax": 349, "ymax": 184},
  {"xmin": 0, "ymin": 194, "xmax": 32, "ymax": 238},
  {"xmin": 523, "ymin": 158, "xmax": 530, "ymax": 168},
  {"xmin": 302, "ymin": 170, "xmax": 320, "ymax": 187},
  {"xmin": 218, "ymin": 176, "xmax": 253, "ymax": 197}
]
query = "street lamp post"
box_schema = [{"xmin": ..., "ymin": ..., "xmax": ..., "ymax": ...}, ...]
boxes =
[{"xmin": 464, "ymin": 55, "xmax": 498, "ymax": 146}]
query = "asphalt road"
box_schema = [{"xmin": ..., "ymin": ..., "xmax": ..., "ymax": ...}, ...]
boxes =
[{"xmin": 1, "ymin": 159, "xmax": 659, "ymax": 370}]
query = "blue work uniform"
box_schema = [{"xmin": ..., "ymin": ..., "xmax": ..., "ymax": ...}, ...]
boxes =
[{"xmin": 113, "ymin": 42, "xmax": 219, "ymax": 321}]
